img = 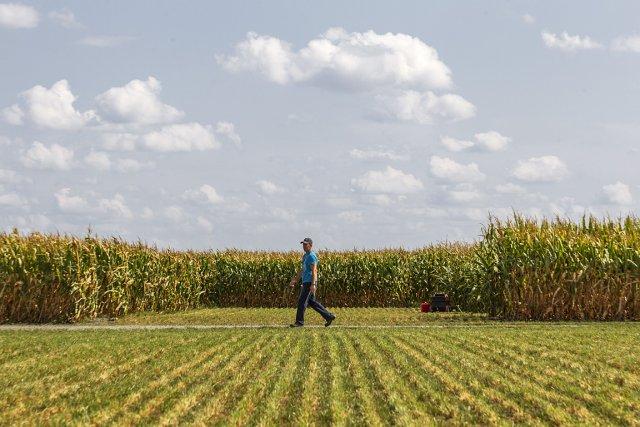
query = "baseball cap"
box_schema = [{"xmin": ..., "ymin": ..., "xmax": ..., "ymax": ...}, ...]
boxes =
[{"xmin": 300, "ymin": 237, "xmax": 313, "ymax": 244}]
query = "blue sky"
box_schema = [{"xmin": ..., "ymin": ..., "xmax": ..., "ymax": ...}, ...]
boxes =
[{"xmin": 1, "ymin": 1, "xmax": 639, "ymax": 250}]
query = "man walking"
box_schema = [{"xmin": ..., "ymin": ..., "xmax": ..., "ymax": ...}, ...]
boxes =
[{"xmin": 289, "ymin": 237, "xmax": 336, "ymax": 327}]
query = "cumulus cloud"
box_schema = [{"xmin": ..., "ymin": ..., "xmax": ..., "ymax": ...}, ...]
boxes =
[
  {"xmin": 447, "ymin": 184, "xmax": 482, "ymax": 204},
  {"xmin": 541, "ymin": 31, "xmax": 603, "ymax": 51},
  {"xmin": 512, "ymin": 155, "xmax": 568, "ymax": 182},
  {"xmin": 495, "ymin": 182, "xmax": 526, "ymax": 194},
  {"xmin": 522, "ymin": 14, "xmax": 535, "ymax": 25},
  {"xmin": 115, "ymin": 158, "xmax": 154, "ymax": 173},
  {"xmin": 349, "ymin": 148, "xmax": 407, "ymax": 161},
  {"xmin": 10, "ymin": 80, "xmax": 96, "ymax": 130},
  {"xmin": 601, "ymin": 181, "xmax": 633, "ymax": 205},
  {"xmin": 611, "ymin": 35, "xmax": 640, "ymax": 52},
  {"xmin": 429, "ymin": 156, "xmax": 486, "ymax": 183},
  {"xmin": 96, "ymin": 77, "xmax": 184, "ymax": 125},
  {"xmin": 78, "ymin": 35, "xmax": 136, "ymax": 47},
  {"xmin": 217, "ymin": 27, "xmax": 453, "ymax": 91},
  {"xmin": 0, "ymin": 3, "xmax": 39, "ymax": 29},
  {"xmin": 351, "ymin": 166, "xmax": 423, "ymax": 194},
  {"xmin": 163, "ymin": 205, "xmax": 186, "ymax": 222},
  {"xmin": 143, "ymin": 122, "xmax": 220, "ymax": 152},
  {"xmin": 98, "ymin": 194, "xmax": 133, "ymax": 219},
  {"xmin": 0, "ymin": 192, "xmax": 28, "ymax": 209},
  {"xmin": 196, "ymin": 216, "xmax": 214, "ymax": 233},
  {"xmin": 21, "ymin": 141, "xmax": 74, "ymax": 170},
  {"xmin": 379, "ymin": 90, "xmax": 475, "ymax": 124},
  {"xmin": 473, "ymin": 131, "xmax": 510, "ymax": 151},
  {"xmin": 102, "ymin": 133, "xmax": 138, "ymax": 151},
  {"xmin": 84, "ymin": 151, "xmax": 111, "ymax": 171},
  {"xmin": 215, "ymin": 121, "xmax": 242, "ymax": 146},
  {"xmin": 48, "ymin": 8, "xmax": 83, "ymax": 29},
  {"xmin": 440, "ymin": 136, "xmax": 474, "ymax": 152},
  {"xmin": 0, "ymin": 169, "xmax": 26, "ymax": 184},
  {"xmin": 54, "ymin": 188, "xmax": 89, "ymax": 213},
  {"xmin": 1, "ymin": 104, "xmax": 24, "ymax": 125},
  {"xmin": 441, "ymin": 131, "xmax": 510, "ymax": 152},
  {"xmin": 183, "ymin": 184, "xmax": 224, "ymax": 204},
  {"xmin": 256, "ymin": 180, "xmax": 285, "ymax": 195}
]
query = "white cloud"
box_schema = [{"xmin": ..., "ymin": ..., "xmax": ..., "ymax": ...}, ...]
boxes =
[
  {"xmin": 48, "ymin": 8, "xmax": 83, "ymax": 29},
  {"xmin": 140, "ymin": 207, "xmax": 154, "ymax": 219},
  {"xmin": 115, "ymin": 158, "xmax": 154, "ymax": 173},
  {"xmin": 21, "ymin": 141, "xmax": 74, "ymax": 170},
  {"xmin": 143, "ymin": 122, "xmax": 220, "ymax": 152},
  {"xmin": 0, "ymin": 3, "xmax": 38, "ymax": 29},
  {"xmin": 522, "ymin": 14, "xmax": 535, "ymax": 25},
  {"xmin": 512, "ymin": 155, "xmax": 568, "ymax": 182},
  {"xmin": 163, "ymin": 205, "xmax": 185, "ymax": 222},
  {"xmin": 351, "ymin": 166, "xmax": 423, "ymax": 194},
  {"xmin": 429, "ymin": 156, "xmax": 486, "ymax": 183},
  {"xmin": 495, "ymin": 182, "xmax": 526, "ymax": 194},
  {"xmin": 183, "ymin": 184, "xmax": 224, "ymax": 204},
  {"xmin": 78, "ymin": 35, "xmax": 135, "ymax": 47},
  {"xmin": 96, "ymin": 76, "xmax": 184, "ymax": 125},
  {"xmin": 447, "ymin": 183, "xmax": 482, "ymax": 204},
  {"xmin": 369, "ymin": 194, "xmax": 393, "ymax": 206},
  {"xmin": 611, "ymin": 35, "xmax": 640, "ymax": 52},
  {"xmin": 54, "ymin": 188, "xmax": 89, "ymax": 213},
  {"xmin": 379, "ymin": 90, "xmax": 476, "ymax": 124},
  {"xmin": 16, "ymin": 80, "xmax": 96, "ymax": 130},
  {"xmin": 269, "ymin": 207, "xmax": 296, "ymax": 221},
  {"xmin": 217, "ymin": 27, "xmax": 453, "ymax": 91},
  {"xmin": 215, "ymin": 121, "xmax": 242, "ymax": 146},
  {"xmin": 440, "ymin": 136, "xmax": 474, "ymax": 152},
  {"xmin": 102, "ymin": 133, "xmax": 138, "ymax": 151},
  {"xmin": 256, "ymin": 180, "xmax": 285, "ymax": 195},
  {"xmin": 338, "ymin": 210, "xmax": 363, "ymax": 223},
  {"xmin": 196, "ymin": 216, "xmax": 214, "ymax": 233},
  {"xmin": 601, "ymin": 181, "xmax": 633, "ymax": 205},
  {"xmin": 1, "ymin": 104, "xmax": 24, "ymax": 125},
  {"xmin": 349, "ymin": 148, "xmax": 407, "ymax": 161},
  {"xmin": 541, "ymin": 31, "xmax": 603, "ymax": 51},
  {"xmin": 98, "ymin": 194, "xmax": 133, "ymax": 219},
  {"xmin": 441, "ymin": 131, "xmax": 510, "ymax": 152},
  {"xmin": 0, "ymin": 169, "xmax": 24, "ymax": 183},
  {"xmin": 0, "ymin": 192, "xmax": 28, "ymax": 208},
  {"xmin": 473, "ymin": 131, "xmax": 510, "ymax": 151},
  {"xmin": 84, "ymin": 151, "xmax": 111, "ymax": 171}
]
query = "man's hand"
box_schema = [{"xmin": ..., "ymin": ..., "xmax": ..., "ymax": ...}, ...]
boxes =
[
  {"xmin": 289, "ymin": 278, "xmax": 298, "ymax": 288},
  {"xmin": 310, "ymin": 284, "xmax": 317, "ymax": 294}
]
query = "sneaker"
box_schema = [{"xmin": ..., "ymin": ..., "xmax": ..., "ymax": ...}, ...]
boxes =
[
  {"xmin": 289, "ymin": 322, "xmax": 304, "ymax": 328},
  {"xmin": 324, "ymin": 314, "xmax": 336, "ymax": 327}
]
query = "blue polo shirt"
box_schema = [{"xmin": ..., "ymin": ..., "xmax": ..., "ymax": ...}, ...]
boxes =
[{"xmin": 301, "ymin": 250, "xmax": 318, "ymax": 283}]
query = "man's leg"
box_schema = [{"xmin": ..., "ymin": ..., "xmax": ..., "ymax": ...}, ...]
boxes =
[
  {"xmin": 295, "ymin": 282, "xmax": 312, "ymax": 324},
  {"xmin": 307, "ymin": 291, "xmax": 333, "ymax": 321}
]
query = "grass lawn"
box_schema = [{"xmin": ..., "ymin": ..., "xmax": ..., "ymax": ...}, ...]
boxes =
[{"xmin": 1, "ymin": 309, "xmax": 639, "ymax": 425}]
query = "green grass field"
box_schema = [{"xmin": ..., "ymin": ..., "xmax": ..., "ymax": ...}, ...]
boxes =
[{"xmin": 1, "ymin": 309, "xmax": 639, "ymax": 425}]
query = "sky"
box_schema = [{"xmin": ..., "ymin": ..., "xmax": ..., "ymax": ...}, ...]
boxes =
[{"xmin": 1, "ymin": 1, "xmax": 639, "ymax": 251}]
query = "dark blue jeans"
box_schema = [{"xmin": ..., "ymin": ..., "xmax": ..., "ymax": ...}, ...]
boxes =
[{"xmin": 296, "ymin": 282, "xmax": 333, "ymax": 324}]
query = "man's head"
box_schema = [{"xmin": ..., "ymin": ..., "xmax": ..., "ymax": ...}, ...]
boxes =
[{"xmin": 300, "ymin": 237, "xmax": 313, "ymax": 252}]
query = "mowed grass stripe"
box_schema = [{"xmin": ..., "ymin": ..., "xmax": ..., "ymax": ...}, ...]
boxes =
[
  {"xmin": 351, "ymin": 331, "xmax": 414, "ymax": 424},
  {"xmin": 436, "ymin": 331, "xmax": 584, "ymax": 424},
  {"xmin": 310, "ymin": 331, "xmax": 334, "ymax": 425},
  {"xmin": 133, "ymin": 331, "xmax": 268, "ymax": 424},
  {"xmin": 253, "ymin": 331, "xmax": 307, "ymax": 426},
  {"xmin": 359, "ymin": 331, "xmax": 455, "ymax": 422},
  {"xmin": 389, "ymin": 332, "xmax": 504, "ymax": 424},
  {"xmin": 326, "ymin": 331, "xmax": 365, "ymax": 425},
  {"xmin": 223, "ymin": 332, "xmax": 296, "ymax": 426},
  {"xmin": 338, "ymin": 332, "xmax": 388, "ymax": 426},
  {"xmin": 2, "ymin": 335, "xmax": 174, "ymax": 422},
  {"xmin": 187, "ymin": 333, "xmax": 284, "ymax": 424},
  {"xmin": 297, "ymin": 331, "xmax": 322, "ymax": 426},
  {"xmin": 95, "ymin": 332, "xmax": 239, "ymax": 425},
  {"xmin": 273, "ymin": 331, "xmax": 313, "ymax": 424},
  {"xmin": 462, "ymin": 330, "xmax": 639, "ymax": 423}
]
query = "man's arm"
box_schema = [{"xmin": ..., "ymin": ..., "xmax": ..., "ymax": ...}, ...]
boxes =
[
  {"xmin": 289, "ymin": 269, "xmax": 302, "ymax": 287},
  {"xmin": 310, "ymin": 263, "xmax": 318, "ymax": 293}
]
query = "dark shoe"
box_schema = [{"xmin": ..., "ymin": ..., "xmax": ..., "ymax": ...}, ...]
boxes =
[
  {"xmin": 324, "ymin": 314, "xmax": 336, "ymax": 327},
  {"xmin": 289, "ymin": 322, "xmax": 304, "ymax": 328}
]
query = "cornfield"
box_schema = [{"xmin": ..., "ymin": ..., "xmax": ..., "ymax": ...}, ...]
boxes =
[{"xmin": 1, "ymin": 211, "xmax": 640, "ymax": 322}]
